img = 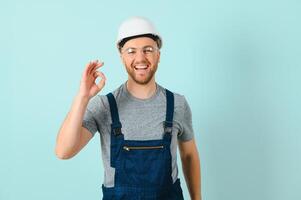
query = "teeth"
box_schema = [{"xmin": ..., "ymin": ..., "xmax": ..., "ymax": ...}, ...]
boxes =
[{"xmin": 134, "ymin": 65, "xmax": 148, "ymax": 70}]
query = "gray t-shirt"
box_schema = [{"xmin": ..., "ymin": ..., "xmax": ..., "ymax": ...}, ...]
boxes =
[{"xmin": 82, "ymin": 82, "xmax": 194, "ymax": 187}]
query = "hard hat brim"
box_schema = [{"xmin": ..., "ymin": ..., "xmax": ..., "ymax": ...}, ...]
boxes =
[{"xmin": 117, "ymin": 33, "xmax": 162, "ymax": 50}]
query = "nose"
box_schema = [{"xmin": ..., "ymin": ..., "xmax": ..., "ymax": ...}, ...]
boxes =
[{"xmin": 134, "ymin": 49, "xmax": 147, "ymax": 62}]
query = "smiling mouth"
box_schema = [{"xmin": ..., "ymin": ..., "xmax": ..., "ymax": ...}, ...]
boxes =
[{"xmin": 134, "ymin": 65, "xmax": 149, "ymax": 70}]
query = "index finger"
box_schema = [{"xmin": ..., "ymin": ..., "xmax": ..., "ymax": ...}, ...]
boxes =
[
  {"xmin": 83, "ymin": 60, "xmax": 102, "ymax": 76},
  {"xmin": 90, "ymin": 61, "xmax": 104, "ymax": 74}
]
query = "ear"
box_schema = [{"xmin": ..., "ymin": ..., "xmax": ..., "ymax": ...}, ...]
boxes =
[{"xmin": 120, "ymin": 53, "xmax": 126, "ymax": 66}]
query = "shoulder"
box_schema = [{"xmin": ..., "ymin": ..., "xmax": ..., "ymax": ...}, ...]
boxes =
[
  {"xmin": 157, "ymin": 84, "xmax": 189, "ymax": 111},
  {"xmin": 91, "ymin": 83, "xmax": 124, "ymax": 109},
  {"xmin": 158, "ymin": 83, "xmax": 187, "ymax": 106}
]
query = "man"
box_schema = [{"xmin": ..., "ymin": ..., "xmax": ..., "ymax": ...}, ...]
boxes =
[{"xmin": 55, "ymin": 16, "xmax": 201, "ymax": 200}]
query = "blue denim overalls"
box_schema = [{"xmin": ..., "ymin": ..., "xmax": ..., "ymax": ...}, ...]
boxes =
[{"xmin": 101, "ymin": 89, "xmax": 184, "ymax": 200}]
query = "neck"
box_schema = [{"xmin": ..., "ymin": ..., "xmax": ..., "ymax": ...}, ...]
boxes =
[{"xmin": 126, "ymin": 78, "xmax": 157, "ymax": 99}]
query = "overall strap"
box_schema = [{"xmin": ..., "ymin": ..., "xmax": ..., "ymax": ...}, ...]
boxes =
[
  {"xmin": 106, "ymin": 93, "xmax": 122, "ymax": 136},
  {"xmin": 106, "ymin": 93, "xmax": 124, "ymax": 168},
  {"xmin": 164, "ymin": 89, "xmax": 174, "ymax": 134}
]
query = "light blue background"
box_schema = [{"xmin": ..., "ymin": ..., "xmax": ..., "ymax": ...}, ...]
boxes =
[{"xmin": 1, "ymin": 0, "xmax": 300, "ymax": 199}]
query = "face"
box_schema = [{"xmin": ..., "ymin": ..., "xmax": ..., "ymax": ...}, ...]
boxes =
[{"xmin": 120, "ymin": 37, "xmax": 160, "ymax": 85}]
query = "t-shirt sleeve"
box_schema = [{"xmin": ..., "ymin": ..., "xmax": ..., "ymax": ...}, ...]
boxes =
[
  {"xmin": 177, "ymin": 96, "xmax": 194, "ymax": 142},
  {"xmin": 82, "ymin": 96, "xmax": 99, "ymax": 137}
]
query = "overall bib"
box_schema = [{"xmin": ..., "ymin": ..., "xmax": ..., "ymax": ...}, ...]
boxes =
[{"xmin": 101, "ymin": 89, "xmax": 184, "ymax": 200}]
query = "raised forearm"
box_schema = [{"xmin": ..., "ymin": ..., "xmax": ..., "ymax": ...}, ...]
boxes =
[{"xmin": 55, "ymin": 94, "xmax": 89, "ymax": 158}]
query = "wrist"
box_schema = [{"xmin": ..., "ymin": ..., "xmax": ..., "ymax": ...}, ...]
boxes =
[{"xmin": 76, "ymin": 93, "xmax": 90, "ymax": 103}]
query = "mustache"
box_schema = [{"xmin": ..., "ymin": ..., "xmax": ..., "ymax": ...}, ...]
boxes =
[{"xmin": 131, "ymin": 61, "xmax": 150, "ymax": 67}]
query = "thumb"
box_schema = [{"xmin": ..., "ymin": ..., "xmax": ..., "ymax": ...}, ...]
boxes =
[{"xmin": 94, "ymin": 71, "xmax": 106, "ymax": 91}]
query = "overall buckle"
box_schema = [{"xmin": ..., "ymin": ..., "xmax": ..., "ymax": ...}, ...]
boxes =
[
  {"xmin": 164, "ymin": 121, "xmax": 173, "ymax": 134},
  {"xmin": 111, "ymin": 123, "xmax": 122, "ymax": 136}
]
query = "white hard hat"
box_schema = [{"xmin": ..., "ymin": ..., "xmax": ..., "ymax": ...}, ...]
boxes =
[{"xmin": 116, "ymin": 16, "xmax": 162, "ymax": 49}]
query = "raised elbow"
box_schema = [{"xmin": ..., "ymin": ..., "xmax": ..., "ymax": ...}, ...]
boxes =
[{"xmin": 55, "ymin": 148, "xmax": 73, "ymax": 160}]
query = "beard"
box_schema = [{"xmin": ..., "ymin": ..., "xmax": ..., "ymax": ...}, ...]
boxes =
[{"xmin": 126, "ymin": 62, "xmax": 158, "ymax": 85}]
